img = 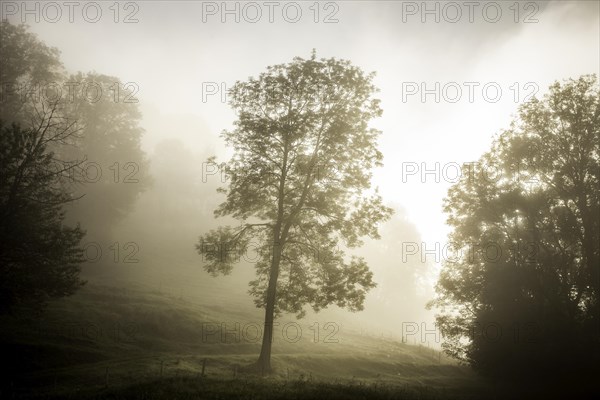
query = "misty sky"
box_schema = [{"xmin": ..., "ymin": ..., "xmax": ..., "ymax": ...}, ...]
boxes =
[{"xmin": 6, "ymin": 0, "xmax": 599, "ymax": 287}]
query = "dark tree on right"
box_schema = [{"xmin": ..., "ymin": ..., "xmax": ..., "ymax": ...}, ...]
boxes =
[{"xmin": 430, "ymin": 75, "xmax": 599, "ymax": 383}]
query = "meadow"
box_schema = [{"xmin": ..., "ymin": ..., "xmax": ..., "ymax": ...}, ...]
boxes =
[{"xmin": 0, "ymin": 260, "xmax": 492, "ymax": 400}]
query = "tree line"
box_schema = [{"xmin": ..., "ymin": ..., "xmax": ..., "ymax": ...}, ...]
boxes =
[{"xmin": 0, "ymin": 21, "xmax": 149, "ymax": 313}]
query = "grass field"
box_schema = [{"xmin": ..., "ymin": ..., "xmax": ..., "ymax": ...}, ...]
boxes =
[{"xmin": 0, "ymin": 264, "xmax": 591, "ymax": 399}]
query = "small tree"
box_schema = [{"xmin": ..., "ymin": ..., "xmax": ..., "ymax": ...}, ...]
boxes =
[
  {"xmin": 197, "ymin": 52, "xmax": 393, "ymax": 372},
  {"xmin": 0, "ymin": 100, "xmax": 86, "ymax": 314}
]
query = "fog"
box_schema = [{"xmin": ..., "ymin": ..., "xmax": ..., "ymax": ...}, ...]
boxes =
[{"xmin": 1, "ymin": 1, "xmax": 599, "ymax": 398}]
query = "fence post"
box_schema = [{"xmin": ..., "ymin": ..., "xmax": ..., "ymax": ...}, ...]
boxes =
[
  {"xmin": 104, "ymin": 367, "xmax": 109, "ymax": 388},
  {"xmin": 201, "ymin": 358, "xmax": 207, "ymax": 377}
]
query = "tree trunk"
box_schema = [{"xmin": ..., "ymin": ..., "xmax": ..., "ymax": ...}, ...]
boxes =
[
  {"xmin": 255, "ymin": 137, "xmax": 291, "ymax": 374},
  {"xmin": 256, "ymin": 237, "xmax": 283, "ymax": 373}
]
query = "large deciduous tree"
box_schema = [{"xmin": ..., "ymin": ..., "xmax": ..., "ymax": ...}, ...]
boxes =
[
  {"xmin": 197, "ymin": 53, "xmax": 393, "ymax": 372},
  {"xmin": 430, "ymin": 75, "xmax": 599, "ymax": 381}
]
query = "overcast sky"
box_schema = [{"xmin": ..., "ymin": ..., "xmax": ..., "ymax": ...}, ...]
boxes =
[{"xmin": 6, "ymin": 0, "xmax": 599, "ymax": 282}]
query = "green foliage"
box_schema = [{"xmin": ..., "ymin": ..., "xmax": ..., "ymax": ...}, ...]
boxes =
[
  {"xmin": 430, "ymin": 75, "xmax": 600, "ymax": 379},
  {"xmin": 197, "ymin": 52, "xmax": 392, "ymax": 319}
]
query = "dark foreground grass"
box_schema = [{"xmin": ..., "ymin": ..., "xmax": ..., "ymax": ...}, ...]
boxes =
[
  {"xmin": 35, "ymin": 375, "xmax": 473, "ymax": 400},
  {"xmin": 23, "ymin": 374, "xmax": 600, "ymax": 400}
]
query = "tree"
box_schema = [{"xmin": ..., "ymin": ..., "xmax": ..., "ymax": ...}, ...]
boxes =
[
  {"xmin": 0, "ymin": 100, "xmax": 86, "ymax": 314},
  {"xmin": 197, "ymin": 52, "xmax": 393, "ymax": 372},
  {"xmin": 430, "ymin": 75, "xmax": 599, "ymax": 381},
  {"xmin": 0, "ymin": 21, "xmax": 63, "ymax": 125},
  {"xmin": 1, "ymin": 21, "xmax": 150, "ymax": 247},
  {"xmin": 58, "ymin": 72, "xmax": 150, "ymax": 244},
  {"xmin": 0, "ymin": 21, "xmax": 86, "ymax": 314},
  {"xmin": 0, "ymin": 21, "xmax": 149, "ymax": 312}
]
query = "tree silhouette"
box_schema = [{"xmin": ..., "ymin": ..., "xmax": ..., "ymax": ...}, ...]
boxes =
[
  {"xmin": 1, "ymin": 21, "xmax": 150, "ymax": 248},
  {"xmin": 0, "ymin": 21, "xmax": 63, "ymax": 125},
  {"xmin": 197, "ymin": 52, "xmax": 393, "ymax": 372},
  {"xmin": 430, "ymin": 75, "xmax": 599, "ymax": 382},
  {"xmin": 0, "ymin": 100, "xmax": 86, "ymax": 314}
]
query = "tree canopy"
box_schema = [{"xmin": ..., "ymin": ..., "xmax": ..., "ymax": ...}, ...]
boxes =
[
  {"xmin": 59, "ymin": 72, "xmax": 150, "ymax": 243},
  {"xmin": 0, "ymin": 103, "xmax": 86, "ymax": 313},
  {"xmin": 0, "ymin": 21, "xmax": 150, "ymax": 312},
  {"xmin": 197, "ymin": 52, "xmax": 393, "ymax": 371},
  {"xmin": 430, "ymin": 75, "xmax": 599, "ymax": 381},
  {"xmin": 1, "ymin": 21, "xmax": 150, "ymax": 249},
  {"xmin": 0, "ymin": 21, "xmax": 63, "ymax": 125}
]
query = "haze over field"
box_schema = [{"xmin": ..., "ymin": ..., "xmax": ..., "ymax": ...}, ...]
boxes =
[{"xmin": 0, "ymin": 1, "xmax": 599, "ymax": 399}]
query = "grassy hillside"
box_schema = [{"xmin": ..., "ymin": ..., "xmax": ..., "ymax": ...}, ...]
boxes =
[
  {"xmin": 0, "ymin": 271, "xmax": 590, "ymax": 399},
  {"xmin": 7, "ymin": 256, "xmax": 600, "ymax": 400},
  {"xmin": 0, "ymin": 267, "xmax": 492, "ymax": 399},
  {"xmin": 3, "ymin": 271, "xmax": 594, "ymax": 399}
]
